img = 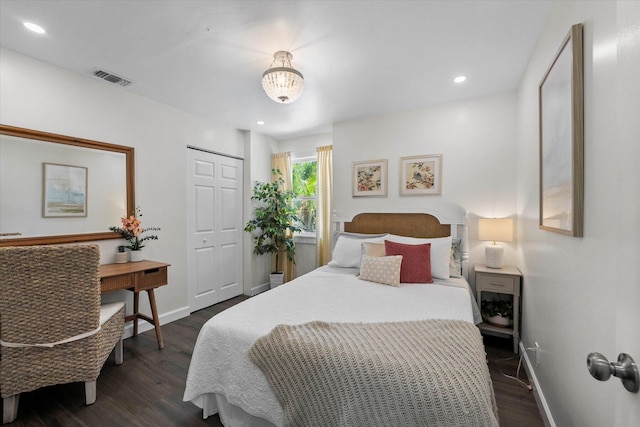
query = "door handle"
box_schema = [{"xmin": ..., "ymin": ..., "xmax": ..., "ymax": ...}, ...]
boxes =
[{"xmin": 587, "ymin": 352, "xmax": 639, "ymax": 393}]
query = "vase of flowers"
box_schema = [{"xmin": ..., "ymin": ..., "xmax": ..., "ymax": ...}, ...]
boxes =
[{"xmin": 109, "ymin": 207, "xmax": 160, "ymax": 262}]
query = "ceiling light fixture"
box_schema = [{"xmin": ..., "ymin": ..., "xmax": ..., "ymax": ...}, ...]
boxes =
[
  {"xmin": 24, "ymin": 22, "xmax": 46, "ymax": 34},
  {"xmin": 261, "ymin": 51, "xmax": 304, "ymax": 104},
  {"xmin": 454, "ymin": 76, "xmax": 467, "ymax": 83}
]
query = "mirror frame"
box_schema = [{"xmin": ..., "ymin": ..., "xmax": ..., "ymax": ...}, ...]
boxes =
[{"xmin": 0, "ymin": 124, "xmax": 135, "ymax": 247}]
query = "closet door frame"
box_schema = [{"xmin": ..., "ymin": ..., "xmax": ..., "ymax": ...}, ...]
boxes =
[{"xmin": 186, "ymin": 147, "xmax": 243, "ymax": 312}]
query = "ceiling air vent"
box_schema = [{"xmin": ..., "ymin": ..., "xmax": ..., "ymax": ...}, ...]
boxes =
[{"xmin": 90, "ymin": 69, "xmax": 133, "ymax": 87}]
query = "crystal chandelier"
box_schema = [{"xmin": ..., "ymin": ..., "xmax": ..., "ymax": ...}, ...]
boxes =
[{"xmin": 261, "ymin": 51, "xmax": 304, "ymax": 104}]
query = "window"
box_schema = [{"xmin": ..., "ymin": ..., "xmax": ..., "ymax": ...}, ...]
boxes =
[{"xmin": 291, "ymin": 157, "xmax": 317, "ymax": 233}]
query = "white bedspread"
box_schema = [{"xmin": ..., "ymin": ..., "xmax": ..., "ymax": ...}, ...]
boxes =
[{"xmin": 183, "ymin": 266, "xmax": 477, "ymax": 426}]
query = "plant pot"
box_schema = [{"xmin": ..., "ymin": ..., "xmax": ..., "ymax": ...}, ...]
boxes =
[
  {"xmin": 486, "ymin": 315, "xmax": 510, "ymax": 328},
  {"xmin": 129, "ymin": 250, "xmax": 144, "ymax": 262},
  {"xmin": 270, "ymin": 272, "xmax": 284, "ymax": 289}
]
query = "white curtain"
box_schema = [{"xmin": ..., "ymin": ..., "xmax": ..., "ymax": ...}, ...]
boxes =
[
  {"xmin": 316, "ymin": 145, "xmax": 333, "ymax": 266},
  {"xmin": 271, "ymin": 152, "xmax": 295, "ymax": 282}
]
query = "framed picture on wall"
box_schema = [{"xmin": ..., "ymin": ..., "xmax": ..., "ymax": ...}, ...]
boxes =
[
  {"xmin": 42, "ymin": 163, "xmax": 88, "ymax": 217},
  {"xmin": 352, "ymin": 159, "xmax": 387, "ymax": 197},
  {"xmin": 399, "ymin": 154, "xmax": 442, "ymax": 196},
  {"xmin": 539, "ymin": 23, "xmax": 583, "ymax": 236}
]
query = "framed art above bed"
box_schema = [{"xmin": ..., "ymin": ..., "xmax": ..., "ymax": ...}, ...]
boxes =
[
  {"xmin": 352, "ymin": 159, "xmax": 387, "ymax": 197},
  {"xmin": 399, "ymin": 154, "xmax": 442, "ymax": 196}
]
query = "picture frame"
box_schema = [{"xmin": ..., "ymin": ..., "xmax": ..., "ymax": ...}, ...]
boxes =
[
  {"xmin": 539, "ymin": 23, "xmax": 583, "ymax": 236},
  {"xmin": 352, "ymin": 159, "xmax": 387, "ymax": 197},
  {"xmin": 43, "ymin": 163, "xmax": 88, "ymax": 217},
  {"xmin": 399, "ymin": 154, "xmax": 442, "ymax": 196}
]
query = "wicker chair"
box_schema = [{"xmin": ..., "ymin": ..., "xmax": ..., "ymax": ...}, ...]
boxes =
[{"xmin": 0, "ymin": 244, "xmax": 125, "ymax": 424}]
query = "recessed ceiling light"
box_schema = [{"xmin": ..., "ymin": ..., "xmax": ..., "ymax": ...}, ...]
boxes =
[
  {"xmin": 454, "ymin": 76, "xmax": 466, "ymax": 83},
  {"xmin": 24, "ymin": 22, "xmax": 46, "ymax": 34},
  {"xmin": 256, "ymin": 121, "xmax": 265, "ymax": 125}
]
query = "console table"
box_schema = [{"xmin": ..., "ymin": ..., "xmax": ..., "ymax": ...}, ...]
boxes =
[{"xmin": 99, "ymin": 260, "xmax": 170, "ymax": 350}]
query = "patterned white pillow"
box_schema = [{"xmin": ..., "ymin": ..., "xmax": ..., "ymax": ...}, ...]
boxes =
[
  {"xmin": 449, "ymin": 238, "xmax": 462, "ymax": 278},
  {"xmin": 359, "ymin": 254, "xmax": 403, "ymax": 287}
]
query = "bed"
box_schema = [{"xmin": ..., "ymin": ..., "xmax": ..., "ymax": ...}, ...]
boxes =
[{"xmin": 183, "ymin": 210, "xmax": 498, "ymax": 427}]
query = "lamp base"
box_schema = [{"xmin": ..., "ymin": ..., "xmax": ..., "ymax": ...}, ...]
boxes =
[{"xmin": 485, "ymin": 244, "xmax": 504, "ymax": 269}]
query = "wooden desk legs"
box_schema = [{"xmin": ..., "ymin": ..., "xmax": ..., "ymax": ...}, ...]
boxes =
[
  {"xmin": 132, "ymin": 291, "xmax": 140, "ymax": 337},
  {"xmin": 127, "ymin": 289, "xmax": 164, "ymax": 350},
  {"xmin": 146, "ymin": 289, "xmax": 164, "ymax": 350}
]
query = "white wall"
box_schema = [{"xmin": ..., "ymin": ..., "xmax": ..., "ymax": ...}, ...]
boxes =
[
  {"xmin": 333, "ymin": 91, "xmax": 519, "ymax": 286},
  {"xmin": 243, "ymin": 131, "xmax": 277, "ymax": 294},
  {"xmin": 277, "ymin": 132, "xmax": 332, "ymax": 155},
  {"xmin": 0, "ymin": 47, "xmax": 246, "ymax": 324},
  {"xmin": 516, "ymin": 1, "xmax": 640, "ymax": 425}
]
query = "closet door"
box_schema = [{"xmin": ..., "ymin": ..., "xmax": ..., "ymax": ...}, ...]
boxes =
[{"xmin": 187, "ymin": 148, "xmax": 243, "ymax": 312}]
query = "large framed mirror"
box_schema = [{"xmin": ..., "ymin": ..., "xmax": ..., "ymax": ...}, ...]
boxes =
[{"xmin": 0, "ymin": 124, "xmax": 134, "ymax": 246}]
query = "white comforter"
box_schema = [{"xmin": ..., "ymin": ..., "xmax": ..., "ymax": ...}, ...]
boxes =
[{"xmin": 183, "ymin": 266, "xmax": 478, "ymax": 426}]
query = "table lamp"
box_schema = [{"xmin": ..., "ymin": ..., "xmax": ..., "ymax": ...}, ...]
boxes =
[{"xmin": 478, "ymin": 218, "xmax": 513, "ymax": 269}]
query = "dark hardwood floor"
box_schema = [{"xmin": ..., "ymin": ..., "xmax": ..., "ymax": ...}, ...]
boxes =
[
  {"xmin": 483, "ymin": 335, "xmax": 545, "ymax": 427},
  {"xmin": 4, "ymin": 295, "xmax": 544, "ymax": 426}
]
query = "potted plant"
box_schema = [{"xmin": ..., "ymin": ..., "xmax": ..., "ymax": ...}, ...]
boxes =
[
  {"xmin": 109, "ymin": 207, "xmax": 160, "ymax": 262},
  {"xmin": 481, "ymin": 299, "xmax": 513, "ymax": 328},
  {"xmin": 244, "ymin": 169, "xmax": 301, "ymax": 288}
]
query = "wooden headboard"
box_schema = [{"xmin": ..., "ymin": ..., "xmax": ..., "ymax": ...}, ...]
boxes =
[
  {"xmin": 344, "ymin": 213, "xmax": 450, "ymax": 238},
  {"xmin": 334, "ymin": 210, "xmax": 469, "ymax": 280}
]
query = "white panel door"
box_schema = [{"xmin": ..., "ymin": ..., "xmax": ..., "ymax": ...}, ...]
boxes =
[
  {"xmin": 187, "ymin": 148, "xmax": 243, "ymax": 312},
  {"xmin": 216, "ymin": 156, "xmax": 244, "ymax": 302},
  {"xmin": 614, "ymin": 2, "xmax": 640, "ymax": 424}
]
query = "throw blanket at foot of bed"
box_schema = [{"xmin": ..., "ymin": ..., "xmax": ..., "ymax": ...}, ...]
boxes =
[{"xmin": 248, "ymin": 319, "xmax": 498, "ymax": 427}]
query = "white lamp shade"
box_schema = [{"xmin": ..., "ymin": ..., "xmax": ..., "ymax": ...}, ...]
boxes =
[
  {"xmin": 479, "ymin": 218, "xmax": 513, "ymax": 269},
  {"xmin": 478, "ymin": 218, "xmax": 513, "ymax": 243}
]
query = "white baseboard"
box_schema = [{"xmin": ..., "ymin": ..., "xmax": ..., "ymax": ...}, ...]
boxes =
[
  {"xmin": 250, "ymin": 282, "xmax": 270, "ymax": 296},
  {"xmin": 519, "ymin": 341, "xmax": 556, "ymax": 427},
  {"xmin": 122, "ymin": 306, "xmax": 190, "ymax": 339}
]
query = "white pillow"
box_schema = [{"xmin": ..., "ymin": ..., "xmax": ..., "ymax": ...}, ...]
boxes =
[
  {"xmin": 328, "ymin": 234, "xmax": 388, "ymax": 268},
  {"xmin": 385, "ymin": 234, "xmax": 452, "ymax": 280}
]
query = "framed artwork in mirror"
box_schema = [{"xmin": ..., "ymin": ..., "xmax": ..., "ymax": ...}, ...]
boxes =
[
  {"xmin": 42, "ymin": 163, "xmax": 88, "ymax": 217},
  {"xmin": 539, "ymin": 23, "xmax": 583, "ymax": 237}
]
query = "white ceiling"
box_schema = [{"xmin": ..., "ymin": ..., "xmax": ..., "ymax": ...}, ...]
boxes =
[{"xmin": 0, "ymin": 0, "xmax": 553, "ymax": 140}]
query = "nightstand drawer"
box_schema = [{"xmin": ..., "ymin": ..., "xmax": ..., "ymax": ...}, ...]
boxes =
[{"xmin": 477, "ymin": 273, "xmax": 515, "ymax": 293}]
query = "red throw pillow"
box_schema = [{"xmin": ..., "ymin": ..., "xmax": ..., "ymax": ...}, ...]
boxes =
[{"xmin": 384, "ymin": 240, "xmax": 433, "ymax": 283}]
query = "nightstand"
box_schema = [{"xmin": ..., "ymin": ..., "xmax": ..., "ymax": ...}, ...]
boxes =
[{"xmin": 475, "ymin": 264, "xmax": 522, "ymax": 353}]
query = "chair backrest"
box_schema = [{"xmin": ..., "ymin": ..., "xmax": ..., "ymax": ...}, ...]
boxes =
[{"xmin": 0, "ymin": 244, "xmax": 101, "ymax": 346}]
